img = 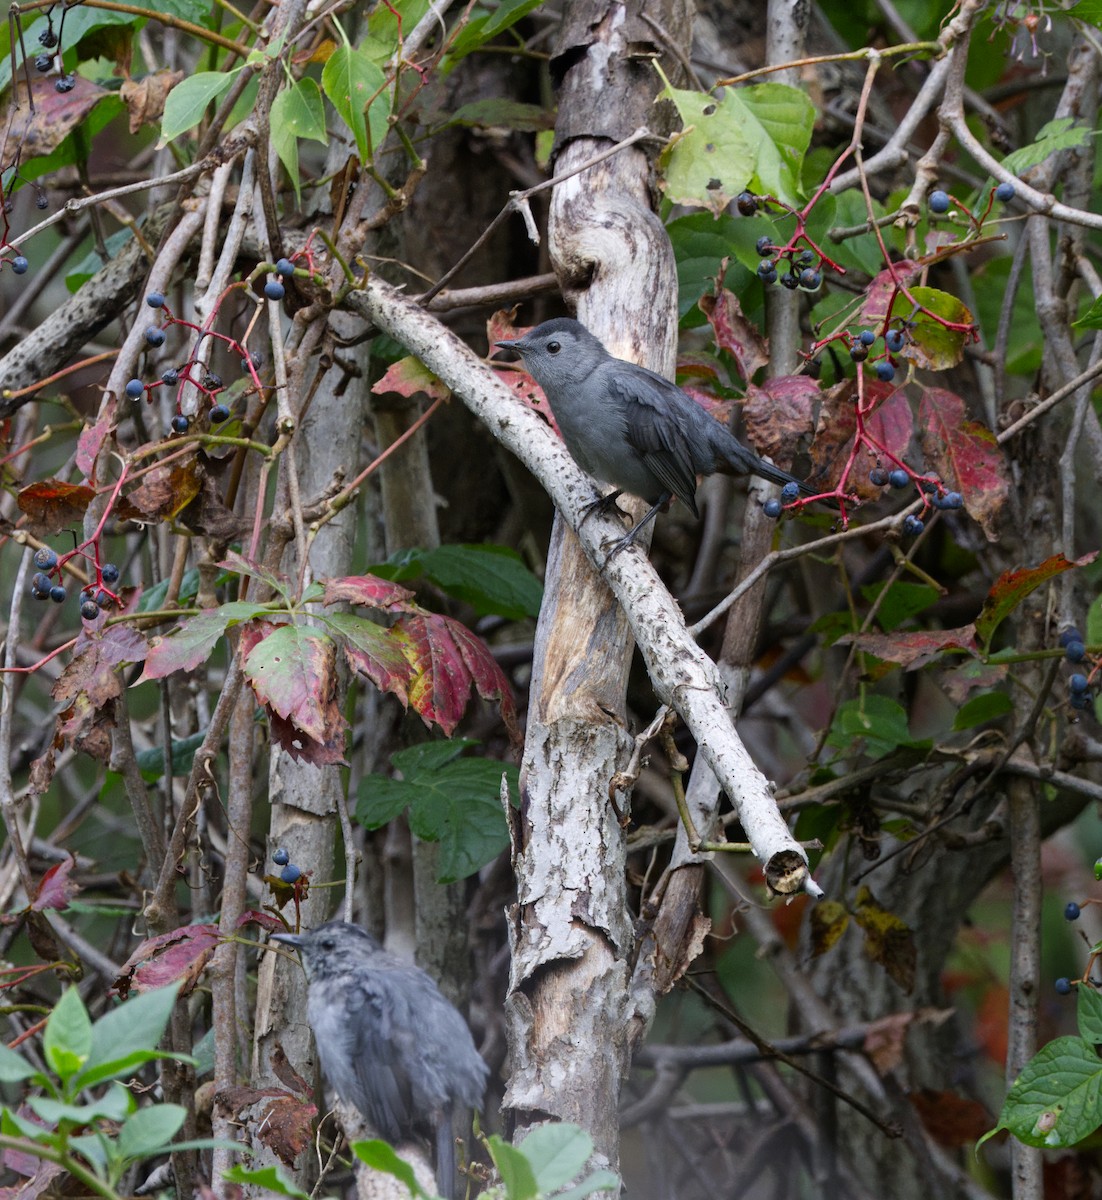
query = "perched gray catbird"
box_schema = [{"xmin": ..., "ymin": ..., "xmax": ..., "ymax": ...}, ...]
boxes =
[
  {"xmin": 497, "ymin": 317, "xmax": 818, "ymax": 554},
  {"xmin": 272, "ymin": 921, "xmax": 488, "ymax": 1199}
]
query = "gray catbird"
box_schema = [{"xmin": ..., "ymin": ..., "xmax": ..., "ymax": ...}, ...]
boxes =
[
  {"xmin": 272, "ymin": 921, "xmax": 488, "ymax": 1199},
  {"xmin": 496, "ymin": 317, "xmax": 818, "ymax": 555}
]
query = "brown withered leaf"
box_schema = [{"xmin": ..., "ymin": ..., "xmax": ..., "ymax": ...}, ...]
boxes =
[
  {"xmin": 117, "ymin": 456, "xmax": 203, "ymax": 522},
  {"xmin": 56, "ymin": 697, "xmax": 115, "ymax": 761},
  {"xmin": 177, "ymin": 468, "xmax": 251, "ymax": 540},
  {"xmin": 17, "ymin": 479, "xmax": 95, "ymax": 537},
  {"xmin": 742, "ymin": 375, "xmax": 819, "ymax": 467},
  {"xmin": 910, "ymin": 1087, "xmax": 993, "ymax": 1147},
  {"xmin": 7, "ymin": 75, "xmax": 111, "ymax": 158},
  {"xmin": 120, "ymin": 70, "xmax": 183, "ymax": 133},
  {"xmin": 220, "ymin": 1087, "xmax": 316, "ymax": 1166},
  {"xmin": 854, "ymin": 885, "xmax": 917, "ymax": 993},
  {"xmin": 28, "ymin": 747, "xmax": 56, "ymax": 796},
  {"xmin": 52, "ymin": 642, "xmax": 124, "ymax": 706},
  {"xmin": 808, "ymin": 898, "xmax": 850, "ymax": 958}
]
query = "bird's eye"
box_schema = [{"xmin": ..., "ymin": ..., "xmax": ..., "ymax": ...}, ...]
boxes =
[{"xmin": 547, "ymin": 340, "xmax": 561, "ymax": 354}]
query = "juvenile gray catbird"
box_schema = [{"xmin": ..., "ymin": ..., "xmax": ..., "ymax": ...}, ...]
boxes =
[
  {"xmin": 272, "ymin": 921, "xmax": 488, "ymax": 1199},
  {"xmin": 496, "ymin": 317, "xmax": 818, "ymax": 555}
]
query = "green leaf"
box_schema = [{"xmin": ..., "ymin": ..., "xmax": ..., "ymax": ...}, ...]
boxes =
[
  {"xmin": 322, "ymin": 44, "xmax": 388, "ymax": 163},
  {"xmin": 356, "ymin": 740, "xmax": 517, "ymax": 882},
  {"xmin": 1073, "ymin": 292, "xmax": 1102, "ymax": 331},
  {"xmin": 829, "ymin": 696, "xmax": 929, "ymax": 758},
  {"xmin": 222, "ymin": 1164, "xmax": 313, "ymax": 1198},
  {"xmin": 986, "ymin": 1036, "xmax": 1102, "ymax": 1149},
  {"xmin": 271, "ymin": 78, "xmax": 328, "ymax": 203},
  {"xmin": 0, "ymin": 1042, "xmax": 39, "ymax": 1084},
  {"xmin": 1079, "ymin": 985, "xmax": 1102, "ymax": 1046},
  {"xmin": 135, "ymin": 731, "xmax": 210, "ymax": 781},
  {"xmin": 487, "ymin": 1134, "xmax": 540, "ymax": 1200},
  {"xmin": 79, "ymin": 985, "xmax": 180, "ymax": 1088},
  {"xmin": 140, "ymin": 601, "xmax": 271, "ymax": 679},
  {"xmin": 952, "ymin": 690, "xmax": 1012, "ymax": 731},
  {"xmin": 351, "ymin": 1140, "xmax": 434, "ymax": 1197},
  {"xmin": 118, "ymin": 1104, "xmax": 188, "ymax": 1161},
  {"xmin": 860, "ymin": 581, "xmax": 939, "ymax": 633},
  {"xmin": 67, "ymin": 229, "xmax": 133, "ymax": 292},
  {"xmin": 31, "ymin": 1082, "xmax": 133, "ymax": 1126},
  {"xmin": 375, "ymin": 544, "xmax": 543, "ymax": 619},
  {"xmin": 518, "ymin": 1123, "xmax": 593, "ymax": 1193},
  {"xmin": 441, "ymin": 99, "xmax": 555, "ymax": 132},
  {"xmin": 1000, "ymin": 118, "xmax": 1092, "ymax": 179},
  {"xmin": 137, "ymin": 567, "xmax": 201, "ymax": 613},
  {"xmin": 161, "ymin": 72, "xmax": 236, "ymax": 142},
  {"xmin": 554, "ymin": 1171, "xmax": 622, "ymax": 1200},
  {"xmin": 442, "ymin": 0, "xmax": 544, "ymax": 67},
  {"xmin": 658, "ymin": 85, "xmax": 754, "ymax": 217},
  {"xmin": 44, "ymin": 988, "xmax": 92, "ymax": 1082},
  {"xmin": 733, "ymin": 83, "xmax": 815, "ymax": 203}
]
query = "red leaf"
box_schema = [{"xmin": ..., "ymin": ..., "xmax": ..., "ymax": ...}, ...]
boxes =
[
  {"xmin": 268, "ymin": 708, "xmax": 348, "ymax": 766},
  {"xmin": 31, "ymin": 857, "xmax": 79, "ymax": 912},
  {"xmin": 323, "ymin": 574, "xmax": 416, "ymax": 610},
  {"xmin": 975, "ymin": 553, "xmax": 1097, "ymax": 649},
  {"xmin": 235, "ymin": 909, "xmax": 285, "ymax": 932},
  {"xmin": 742, "ymin": 375, "xmax": 819, "ymax": 466},
  {"xmin": 17, "ymin": 480, "xmax": 95, "ymax": 537},
  {"xmin": 699, "ymin": 288, "xmax": 769, "ymax": 382},
  {"xmin": 858, "ymin": 260, "xmax": 920, "ymax": 326},
  {"xmin": 76, "ymin": 409, "xmax": 114, "ymax": 479},
  {"xmin": 836, "ymin": 625, "xmax": 978, "ymax": 670},
  {"xmin": 113, "ymin": 923, "xmax": 221, "ymax": 997},
  {"xmin": 326, "ymin": 611, "xmax": 412, "ymax": 705},
  {"xmin": 244, "ymin": 625, "xmax": 338, "ymax": 743},
  {"xmin": 396, "ymin": 613, "xmax": 517, "ymax": 738},
  {"xmin": 917, "ymin": 388, "xmax": 1009, "ymax": 538},
  {"xmin": 10, "ymin": 75, "xmax": 111, "ymax": 158},
  {"xmin": 140, "ymin": 602, "xmax": 269, "ymax": 680},
  {"xmin": 372, "ymin": 355, "xmax": 451, "ymax": 401}
]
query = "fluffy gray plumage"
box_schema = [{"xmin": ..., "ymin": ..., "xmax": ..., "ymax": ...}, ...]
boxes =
[
  {"xmin": 497, "ymin": 317, "xmax": 815, "ymax": 552},
  {"xmin": 272, "ymin": 921, "xmax": 487, "ymax": 1199}
]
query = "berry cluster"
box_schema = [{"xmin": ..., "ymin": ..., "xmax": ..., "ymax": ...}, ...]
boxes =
[
  {"xmin": 264, "ymin": 258, "xmax": 297, "ymax": 302},
  {"xmin": 1059, "ymin": 626, "xmax": 1096, "ymax": 713},
  {"xmin": 272, "ymin": 846, "xmax": 303, "ymax": 885},
  {"xmin": 736, "ymin": 191, "xmax": 841, "ymax": 294},
  {"xmin": 124, "ymin": 291, "xmax": 254, "ymax": 434},
  {"xmin": 29, "ymin": 545, "xmax": 121, "ymax": 619},
  {"xmin": 843, "ymin": 326, "xmax": 909, "ymax": 384}
]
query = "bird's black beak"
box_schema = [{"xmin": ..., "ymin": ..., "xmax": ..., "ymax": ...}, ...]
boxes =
[
  {"xmin": 271, "ymin": 931, "xmax": 304, "ymax": 948},
  {"xmin": 492, "ymin": 338, "xmax": 523, "ymax": 362}
]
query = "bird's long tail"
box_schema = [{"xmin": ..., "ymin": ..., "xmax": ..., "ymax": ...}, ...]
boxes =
[{"xmin": 435, "ymin": 1109, "xmax": 457, "ymax": 1200}]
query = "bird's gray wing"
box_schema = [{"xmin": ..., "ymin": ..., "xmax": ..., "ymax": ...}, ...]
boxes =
[
  {"xmin": 605, "ymin": 366, "xmax": 701, "ymax": 514},
  {"xmin": 343, "ymin": 976, "xmax": 415, "ymax": 1142}
]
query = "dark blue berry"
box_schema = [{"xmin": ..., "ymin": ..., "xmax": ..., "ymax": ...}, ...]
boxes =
[
  {"xmin": 796, "ymin": 250, "xmax": 815, "ymax": 267},
  {"xmin": 80, "ymin": 600, "xmax": 100, "ymax": 621},
  {"xmin": 1055, "ymin": 977, "xmax": 1073, "ymax": 994},
  {"xmin": 757, "ymin": 258, "xmax": 776, "ymax": 278},
  {"xmin": 799, "ymin": 268, "xmax": 821, "ymax": 290},
  {"xmin": 125, "ymin": 379, "xmax": 145, "ymax": 399},
  {"xmin": 780, "ymin": 482, "xmax": 800, "ymax": 503},
  {"xmin": 275, "ymin": 257, "xmax": 296, "ymax": 276},
  {"xmin": 34, "ymin": 53, "xmax": 52, "ymax": 72},
  {"xmin": 850, "ymin": 343, "xmax": 869, "ymax": 362},
  {"xmin": 33, "ymin": 547, "xmax": 58, "ymax": 570},
  {"xmin": 280, "ymin": 864, "xmax": 302, "ymax": 884},
  {"xmin": 1066, "ymin": 902, "xmax": 1082, "ymax": 921},
  {"xmin": 101, "ymin": 563, "xmax": 120, "ymax": 584},
  {"xmin": 902, "ymin": 515, "xmax": 924, "ymax": 537},
  {"xmin": 203, "ymin": 372, "xmax": 222, "ymax": 391},
  {"xmin": 875, "ymin": 361, "xmax": 896, "ymax": 382},
  {"xmin": 54, "ymin": 74, "xmax": 75, "ymax": 93},
  {"xmin": 49, "ymin": 584, "xmax": 66, "ymax": 603},
  {"xmin": 759, "ymin": 267, "xmax": 778, "ymax": 285},
  {"xmin": 272, "ymin": 848, "xmax": 290, "ymax": 866},
  {"xmin": 858, "ymin": 330, "xmax": 876, "ymax": 346},
  {"xmin": 161, "ymin": 368, "xmax": 179, "ymax": 386},
  {"xmin": 145, "ymin": 326, "xmax": 166, "ymax": 347},
  {"xmin": 869, "ymin": 468, "xmax": 889, "ymax": 486},
  {"xmin": 736, "ymin": 191, "xmax": 758, "ymax": 216},
  {"xmin": 995, "ymin": 181, "xmax": 1016, "ymax": 202},
  {"xmin": 1065, "ymin": 641, "xmax": 1086, "ymax": 663},
  {"xmin": 32, "ymin": 571, "xmax": 53, "ymax": 594},
  {"xmin": 885, "ymin": 330, "xmax": 905, "ymax": 353},
  {"xmin": 264, "ymin": 280, "xmax": 285, "ymax": 301},
  {"xmin": 940, "ymin": 491, "xmax": 963, "ymax": 509},
  {"xmin": 146, "ymin": 292, "xmax": 165, "ymax": 308},
  {"xmin": 780, "ymin": 271, "xmax": 800, "ymax": 291},
  {"xmin": 38, "ymin": 27, "xmax": 58, "ymax": 47},
  {"xmin": 11, "ymin": 256, "xmax": 28, "ymax": 275},
  {"xmin": 1069, "ymin": 674, "xmax": 1090, "ymax": 694},
  {"xmin": 763, "ymin": 498, "xmax": 783, "ymax": 518},
  {"xmin": 1071, "ymin": 693, "xmax": 1093, "ymax": 711},
  {"xmin": 889, "ymin": 469, "xmax": 909, "ymax": 489},
  {"xmin": 755, "ymin": 237, "xmax": 773, "ymax": 257},
  {"xmin": 1060, "ymin": 627, "xmax": 1084, "ymax": 648},
  {"xmin": 928, "ymin": 189, "xmax": 950, "ymax": 214},
  {"xmin": 210, "ymin": 404, "xmax": 230, "ymax": 423},
  {"xmin": 34, "ymin": 193, "xmax": 47, "ymax": 211},
  {"xmin": 171, "ymin": 414, "xmax": 189, "ymax": 434},
  {"xmin": 94, "ymin": 589, "xmax": 111, "ymax": 608}
]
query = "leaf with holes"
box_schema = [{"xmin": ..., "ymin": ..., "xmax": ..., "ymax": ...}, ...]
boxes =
[
  {"xmin": 141, "ymin": 602, "xmax": 270, "ymax": 680},
  {"xmin": 244, "ymin": 625, "xmax": 338, "ymax": 745}
]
